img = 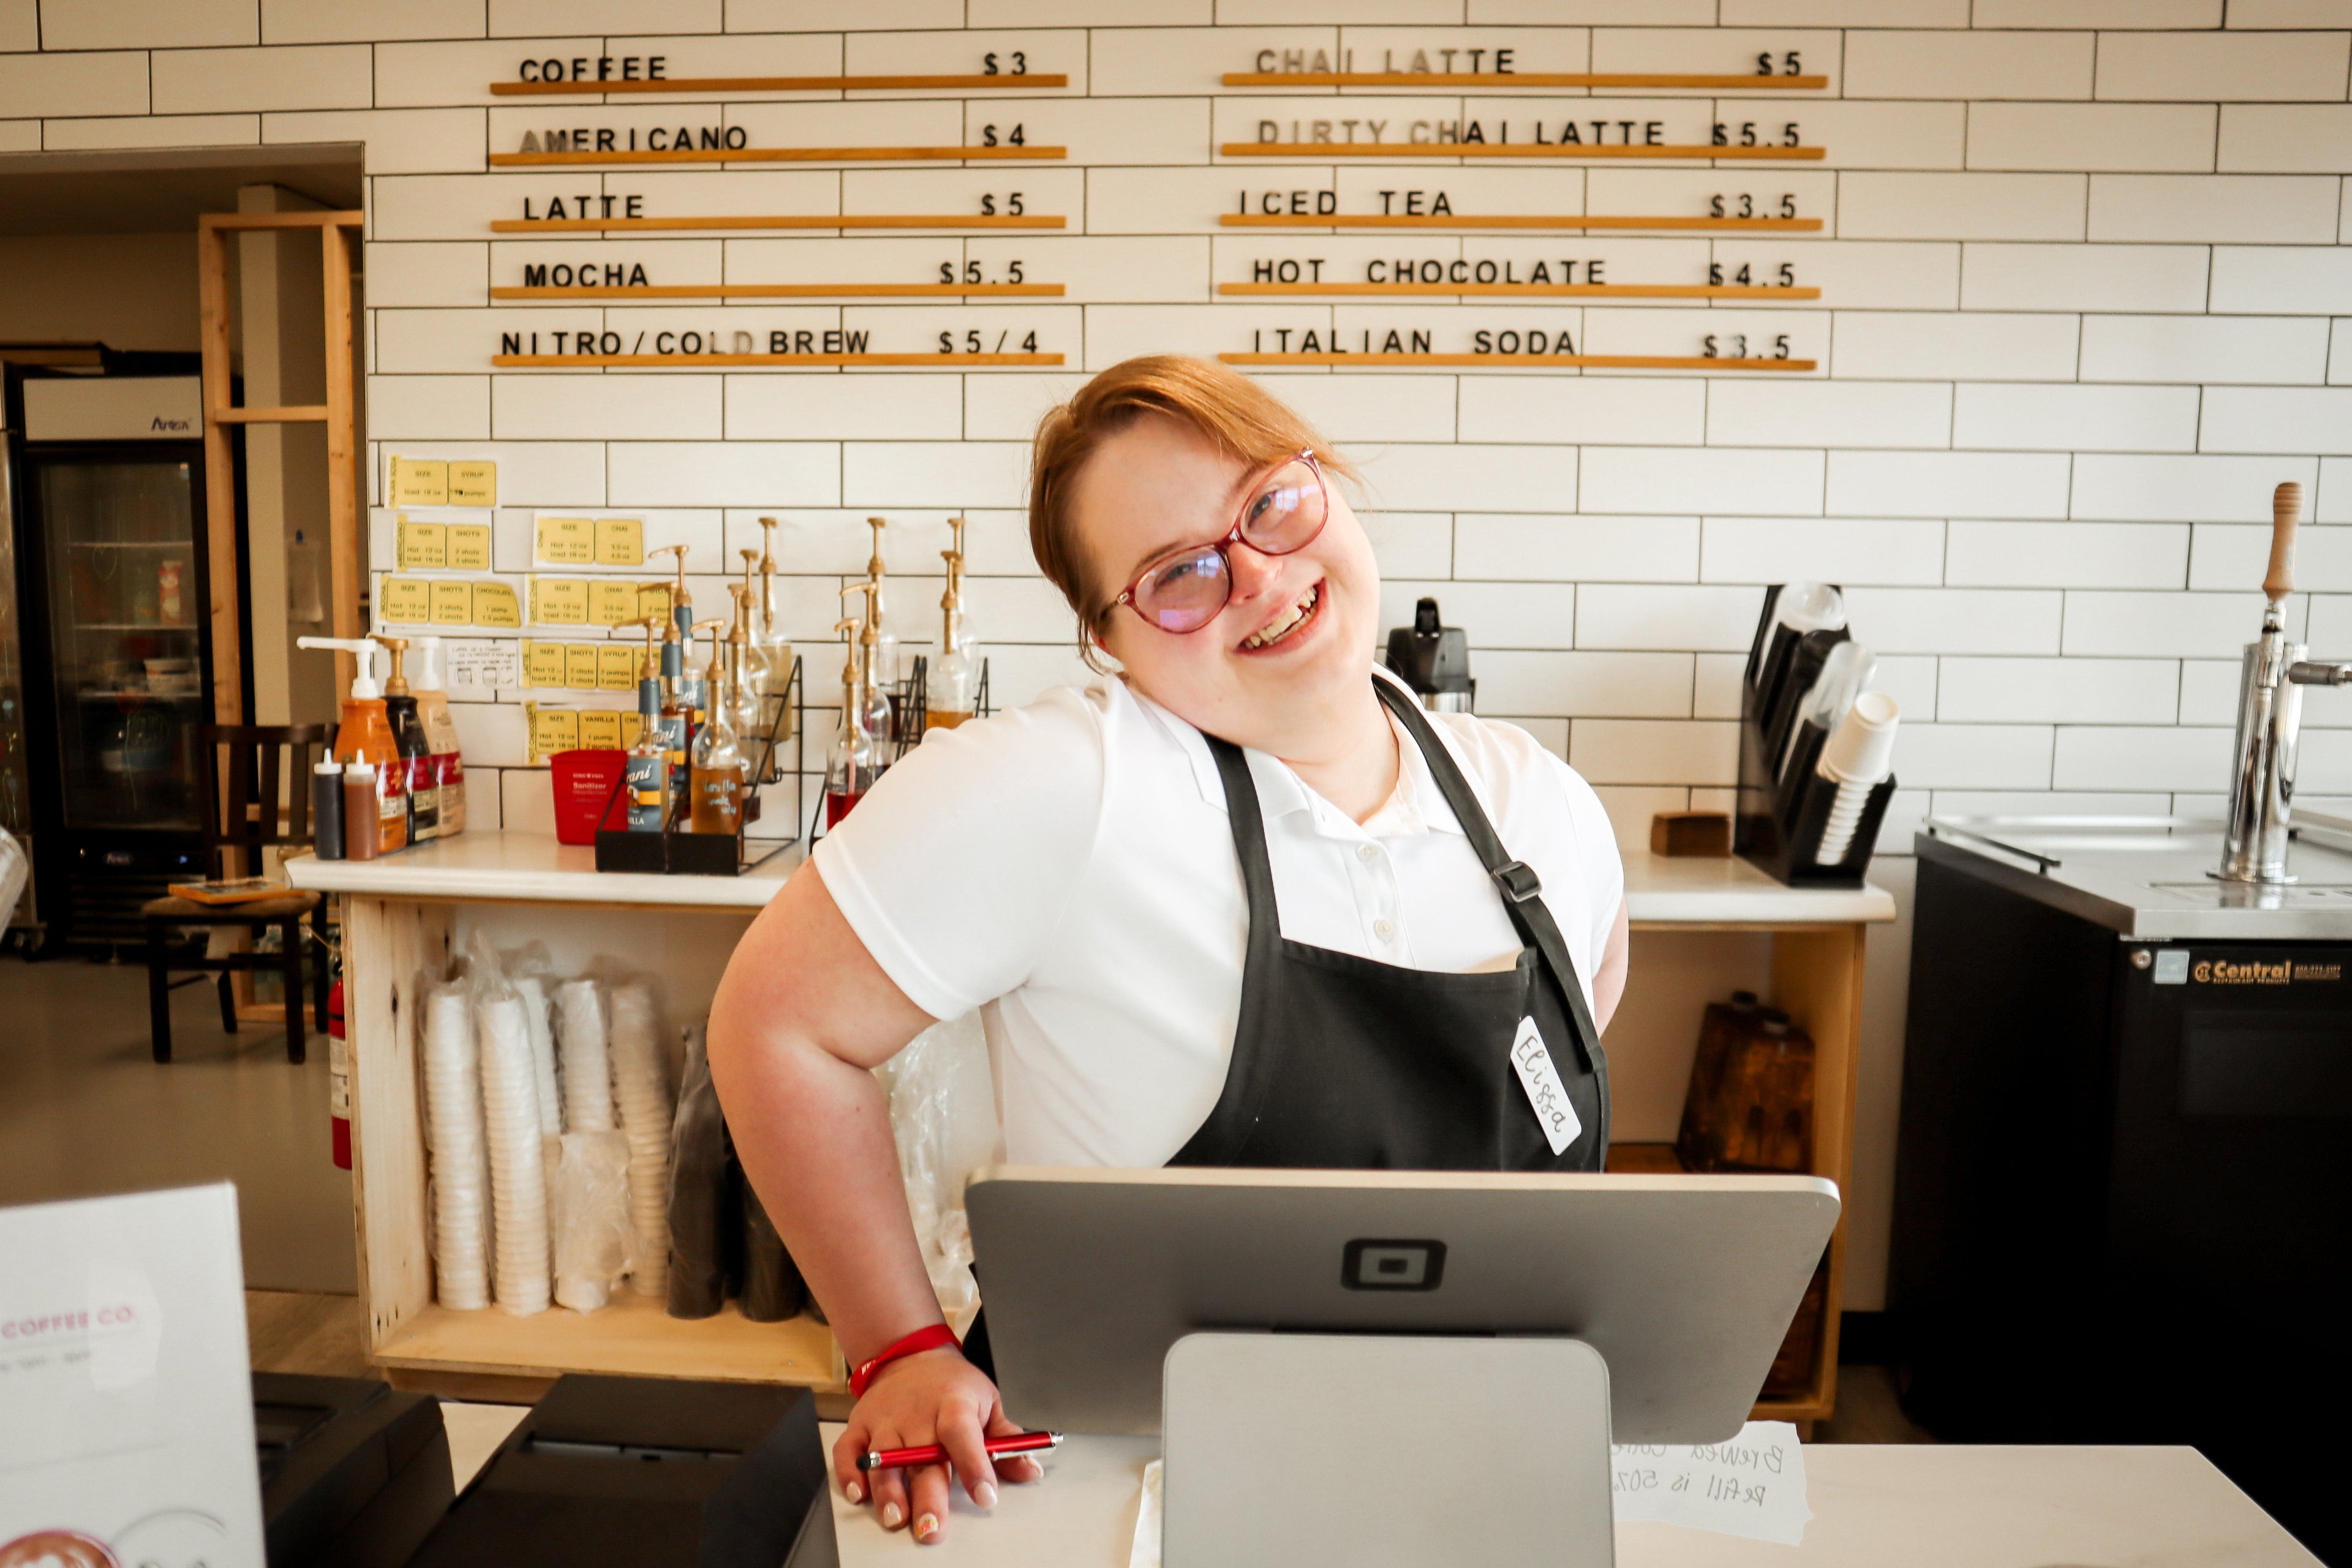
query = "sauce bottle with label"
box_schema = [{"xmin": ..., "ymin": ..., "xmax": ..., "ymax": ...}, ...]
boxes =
[
  {"xmin": 410, "ymin": 636, "xmax": 466, "ymax": 837},
  {"xmin": 374, "ymin": 635, "xmax": 437, "ymax": 843},
  {"xmin": 689, "ymin": 619, "xmax": 744, "ymax": 834},
  {"xmin": 622, "ymin": 616, "xmax": 669, "ymax": 832},
  {"xmin": 299, "ymin": 636, "xmax": 407, "ymax": 856}
]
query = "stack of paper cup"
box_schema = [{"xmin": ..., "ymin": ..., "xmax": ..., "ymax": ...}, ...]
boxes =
[
  {"xmin": 478, "ymin": 992, "xmax": 551, "ymax": 1316},
  {"xmin": 555, "ymin": 979, "xmax": 612, "ymax": 1133},
  {"xmin": 422, "ymin": 984, "xmax": 491, "ymax": 1311},
  {"xmin": 1815, "ymin": 691, "xmax": 1901, "ymax": 866},
  {"xmin": 546, "ymin": 1129, "xmax": 634, "ymax": 1312},
  {"xmin": 513, "ymin": 974, "xmax": 562, "ymax": 1140},
  {"xmin": 608, "ymin": 981, "xmax": 673, "ymax": 1297}
]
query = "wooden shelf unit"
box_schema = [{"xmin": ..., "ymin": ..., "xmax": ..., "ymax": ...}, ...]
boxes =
[
  {"xmin": 489, "ymin": 350, "xmax": 1063, "ymax": 368},
  {"xmin": 490, "ymin": 144, "xmax": 1064, "ymax": 167},
  {"xmin": 1222, "ymin": 141, "xmax": 1826, "ymax": 160},
  {"xmin": 493, "ymin": 72, "xmax": 1069, "ymax": 96},
  {"xmin": 492, "ymin": 214, "xmax": 1068, "ymax": 233},
  {"xmin": 1221, "ymin": 70, "xmax": 1828, "ymax": 90},
  {"xmin": 1219, "ymin": 282, "xmax": 1819, "ymax": 300},
  {"xmin": 1220, "ymin": 213, "xmax": 1822, "ymax": 231},
  {"xmin": 1219, "ymin": 352, "xmax": 1817, "ymax": 371}
]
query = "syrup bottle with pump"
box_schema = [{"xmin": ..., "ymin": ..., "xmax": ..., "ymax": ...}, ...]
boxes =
[
  {"xmin": 372, "ymin": 635, "xmax": 436, "ymax": 843},
  {"xmin": 298, "ymin": 636, "xmax": 407, "ymax": 856},
  {"xmin": 622, "ymin": 616, "xmax": 671, "ymax": 832},
  {"xmin": 409, "ymin": 636, "xmax": 465, "ymax": 838},
  {"xmin": 690, "ymin": 618, "xmax": 747, "ymax": 835}
]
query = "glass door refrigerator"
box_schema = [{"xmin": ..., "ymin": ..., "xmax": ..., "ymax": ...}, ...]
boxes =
[{"xmin": 5, "ymin": 366, "xmax": 233, "ymax": 952}]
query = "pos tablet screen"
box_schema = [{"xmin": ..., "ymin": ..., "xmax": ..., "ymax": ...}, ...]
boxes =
[{"xmin": 963, "ymin": 1166, "xmax": 1841, "ymax": 1441}]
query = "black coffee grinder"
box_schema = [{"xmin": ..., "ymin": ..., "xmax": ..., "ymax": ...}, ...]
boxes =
[{"xmin": 1384, "ymin": 597, "xmax": 1474, "ymax": 712}]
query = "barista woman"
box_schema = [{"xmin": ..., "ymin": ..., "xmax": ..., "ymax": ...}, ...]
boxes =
[{"xmin": 708, "ymin": 356, "xmax": 1630, "ymax": 1545}]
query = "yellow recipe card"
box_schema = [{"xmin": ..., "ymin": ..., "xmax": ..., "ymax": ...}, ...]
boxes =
[
  {"xmin": 378, "ymin": 576, "xmax": 431, "ymax": 624},
  {"xmin": 446, "ymin": 522, "xmax": 492, "ymax": 570},
  {"xmin": 594, "ymin": 516, "xmax": 645, "ymax": 567},
  {"xmin": 522, "ymin": 641, "xmax": 567, "ymax": 688},
  {"xmin": 529, "ymin": 705, "xmax": 580, "ymax": 762},
  {"xmin": 579, "ymin": 709, "xmax": 625, "ymax": 750},
  {"xmin": 530, "ymin": 576, "xmax": 589, "ymax": 625},
  {"xmin": 396, "ymin": 518, "xmax": 447, "ymax": 569},
  {"xmin": 589, "ymin": 579, "xmax": 642, "ymax": 627},
  {"xmin": 429, "ymin": 580, "xmax": 473, "ymax": 625},
  {"xmin": 471, "ymin": 579, "xmax": 522, "ymax": 628},
  {"xmin": 564, "ymin": 643, "xmax": 601, "ymax": 690},
  {"xmin": 535, "ymin": 516, "xmax": 595, "ymax": 566},
  {"xmin": 390, "ymin": 457, "xmax": 448, "ymax": 507},
  {"xmin": 448, "ymin": 460, "xmax": 497, "ymax": 507},
  {"xmin": 598, "ymin": 643, "xmax": 640, "ymax": 690}
]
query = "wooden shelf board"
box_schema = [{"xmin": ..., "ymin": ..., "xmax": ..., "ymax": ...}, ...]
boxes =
[
  {"xmin": 490, "ymin": 145, "xmax": 1065, "ymax": 167},
  {"xmin": 1221, "ymin": 214, "xmax": 1821, "ymax": 231},
  {"xmin": 1221, "ymin": 72, "xmax": 1828, "ymax": 90},
  {"xmin": 374, "ymin": 1295, "xmax": 843, "ymax": 1388},
  {"xmin": 1219, "ymin": 352, "xmax": 1816, "ymax": 371},
  {"xmin": 491, "ymin": 283, "xmax": 1063, "ymax": 300},
  {"xmin": 1223, "ymin": 142, "xmax": 1824, "ymax": 161},
  {"xmin": 212, "ymin": 404, "xmax": 330, "ymax": 423},
  {"xmin": 491, "ymin": 352, "xmax": 1063, "ymax": 368},
  {"xmin": 491, "ymin": 214, "xmax": 1068, "ymax": 232},
  {"xmin": 1220, "ymin": 282, "xmax": 1819, "ymax": 300},
  {"xmin": 492, "ymin": 73, "xmax": 1069, "ymax": 96}
]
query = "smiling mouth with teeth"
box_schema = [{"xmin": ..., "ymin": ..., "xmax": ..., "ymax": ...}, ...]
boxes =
[{"xmin": 1241, "ymin": 582, "xmax": 1322, "ymax": 650}]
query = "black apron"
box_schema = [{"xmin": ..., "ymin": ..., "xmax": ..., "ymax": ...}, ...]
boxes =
[
  {"xmin": 963, "ymin": 681, "xmax": 1609, "ymax": 1379},
  {"xmin": 1169, "ymin": 679, "xmax": 1609, "ymax": 1171}
]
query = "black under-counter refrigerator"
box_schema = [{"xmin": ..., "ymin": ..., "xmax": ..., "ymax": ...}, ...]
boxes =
[{"xmin": 1893, "ymin": 820, "xmax": 2352, "ymax": 1563}]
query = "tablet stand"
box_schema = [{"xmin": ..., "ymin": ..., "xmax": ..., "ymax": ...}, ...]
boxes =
[{"xmin": 1159, "ymin": 1332, "xmax": 1616, "ymax": 1568}]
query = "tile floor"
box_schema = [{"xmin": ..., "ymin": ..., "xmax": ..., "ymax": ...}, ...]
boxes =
[{"xmin": 0, "ymin": 951, "xmax": 357, "ymax": 1292}]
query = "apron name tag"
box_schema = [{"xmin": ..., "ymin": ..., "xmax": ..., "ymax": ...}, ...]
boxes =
[{"xmin": 1511, "ymin": 1015, "xmax": 1583, "ymax": 1157}]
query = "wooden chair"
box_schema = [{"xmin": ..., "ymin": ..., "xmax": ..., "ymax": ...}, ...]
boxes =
[{"xmin": 143, "ymin": 723, "xmax": 337, "ymax": 1065}]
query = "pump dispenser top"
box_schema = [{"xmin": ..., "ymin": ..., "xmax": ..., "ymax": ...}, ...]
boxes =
[
  {"xmin": 371, "ymin": 634, "xmax": 412, "ymax": 696},
  {"xmin": 298, "ymin": 636, "xmax": 384, "ymax": 699}
]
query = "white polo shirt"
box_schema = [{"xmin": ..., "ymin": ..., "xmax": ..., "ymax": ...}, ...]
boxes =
[{"xmin": 813, "ymin": 672, "xmax": 1624, "ymax": 1169}]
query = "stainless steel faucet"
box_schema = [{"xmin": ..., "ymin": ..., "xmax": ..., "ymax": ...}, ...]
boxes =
[{"xmin": 2218, "ymin": 482, "xmax": 2352, "ymax": 883}]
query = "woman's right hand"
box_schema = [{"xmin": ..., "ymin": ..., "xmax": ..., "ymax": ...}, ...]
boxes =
[{"xmin": 833, "ymin": 1346, "xmax": 1045, "ymax": 1545}]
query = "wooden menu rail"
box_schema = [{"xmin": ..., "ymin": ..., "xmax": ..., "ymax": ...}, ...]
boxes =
[
  {"xmin": 1221, "ymin": 281, "xmax": 1819, "ymax": 300},
  {"xmin": 494, "ymin": 72, "xmax": 1069, "ymax": 94},
  {"xmin": 211, "ymin": 404, "xmax": 331, "ymax": 423},
  {"xmin": 1222, "ymin": 213, "xmax": 1822, "ymax": 232},
  {"xmin": 1224, "ymin": 141, "xmax": 1825, "ymax": 160},
  {"xmin": 491, "ymin": 351, "xmax": 1063, "ymax": 367},
  {"xmin": 1221, "ymin": 351, "xmax": 1816, "ymax": 370},
  {"xmin": 490, "ymin": 144, "xmax": 1064, "ymax": 167},
  {"xmin": 492, "ymin": 213, "xmax": 1068, "ymax": 232},
  {"xmin": 1223, "ymin": 70, "xmax": 1828, "ymax": 89},
  {"xmin": 491, "ymin": 282, "xmax": 1063, "ymax": 300}
]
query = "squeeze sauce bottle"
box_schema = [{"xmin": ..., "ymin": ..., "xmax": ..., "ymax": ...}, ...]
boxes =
[
  {"xmin": 299, "ymin": 636, "xmax": 408, "ymax": 856},
  {"xmin": 374, "ymin": 635, "xmax": 436, "ymax": 845},
  {"xmin": 410, "ymin": 636, "xmax": 466, "ymax": 837}
]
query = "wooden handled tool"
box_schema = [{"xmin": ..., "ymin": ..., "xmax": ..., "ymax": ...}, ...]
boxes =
[{"xmin": 2267, "ymin": 481, "xmax": 2301, "ymax": 603}]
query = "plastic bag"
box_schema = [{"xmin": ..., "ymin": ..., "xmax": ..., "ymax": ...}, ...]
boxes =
[
  {"xmin": 545, "ymin": 1129, "xmax": 635, "ymax": 1312},
  {"xmin": 421, "ymin": 978, "xmax": 489, "ymax": 1311},
  {"xmin": 554, "ymin": 978, "xmax": 612, "ymax": 1133},
  {"xmin": 884, "ymin": 1009, "xmax": 992, "ymax": 1325},
  {"xmin": 739, "ymin": 1177, "xmax": 807, "ymax": 1324},
  {"xmin": 469, "ymin": 930, "xmax": 549, "ymax": 1316},
  {"xmin": 608, "ymin": 979, "xmax": 674, "ymax": 1297},
  {"xmin": 666, "ymin": 1025, "xmax": 734, "ymax": 1320}
]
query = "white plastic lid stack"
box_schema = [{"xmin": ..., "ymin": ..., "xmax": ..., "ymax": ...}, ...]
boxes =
[
  {"xmin": 513, "ymin": 974, "xmax": 562, "ymax": 1139},
  {"xmin": 1774, "ymin": 581, "xmax": 1847, "ymax": 635},
  {"xmin": 423, "ymin": 983, "xmax": 491, "ymax": 1311},
  {"xmin": 478, "ymin": 991, "xmax": 551, "ymax": 1316},
  {"xmin": 555, "ymin": 979, "xmax": 613, "ymax": 1133},
  {"xmin": 607, "ymin": 981, "xmax": 674, "ymax": 1298},
  {"xmin": 1815, "ymin": 691, "xmax": 1902, "ymax": 866}
]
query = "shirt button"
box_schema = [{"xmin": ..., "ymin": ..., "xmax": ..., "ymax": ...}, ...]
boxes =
[
  {"xmin": 1373, "ymin": 918, "xmax": 1395, "ymax": 941},
  {"xmin": 1357, "ymin": 843, "xmax": 1379, "ymax": 863}
]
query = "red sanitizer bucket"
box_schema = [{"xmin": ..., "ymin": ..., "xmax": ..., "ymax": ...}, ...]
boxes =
[{"xmin": 551, "ymin": 748, "xmax": 629, "ymax": 845}]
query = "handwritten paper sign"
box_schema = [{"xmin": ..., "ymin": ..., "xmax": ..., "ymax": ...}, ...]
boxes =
[
  {"xmin": 447, "ymin": 641, "xmax": 521, "ymax": 692},
  {"xmin": 0, "ymin": 1185, "xmax": 266, "ymax": 1566},
  {"xmin": 1611, "ymin": 1421, "xmax": 1812, "ymax": 1545}
]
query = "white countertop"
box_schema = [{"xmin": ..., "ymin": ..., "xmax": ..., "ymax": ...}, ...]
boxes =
[
  {"xmin": 289, "ymin": 830, "xmax": 1892, "ymax": 926},
  {"xmin": 820, "ymin": 1429, "xmax": 2316, "ymax": 1568},
  {"xmin": 285, "ymin": 829, "xmax": 804, "ymax": 907}
]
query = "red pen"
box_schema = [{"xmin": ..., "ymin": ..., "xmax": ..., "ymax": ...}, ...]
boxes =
[{"xmin": 858, "ymin": 1431, "xmax": 1062, "ymax": 1472}]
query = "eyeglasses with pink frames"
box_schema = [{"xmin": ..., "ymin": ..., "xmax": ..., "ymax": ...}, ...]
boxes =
[{"xmin": 1109, "ymin": 451, "xmax": 1330, "ymax": 634}]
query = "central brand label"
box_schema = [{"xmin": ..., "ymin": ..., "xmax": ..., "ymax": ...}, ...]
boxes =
[{"xmin": 1510, "ymin": 1014, "xmax": 1581, "ymax": 1157}]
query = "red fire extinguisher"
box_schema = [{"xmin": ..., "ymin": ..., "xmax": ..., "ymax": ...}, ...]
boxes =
[{"xmin": 328, "ymin": 978, "xmax": 351, "ymax": 1169}]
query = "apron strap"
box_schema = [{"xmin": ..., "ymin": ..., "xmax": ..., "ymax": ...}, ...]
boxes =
[
  {"xmin": 1205, "ymin": 734, "xmax": 1286, "ymax": 970},
  {"xmin": 1373, "ymin": 680, "xmax": 1607, "ymax": 1077}
]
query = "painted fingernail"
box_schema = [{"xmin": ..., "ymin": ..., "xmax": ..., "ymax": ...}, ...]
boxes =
[
  {"xmin": 915, "ymin": 1513, "xmax": 939, "ymax": 1541},
  {"xmin": 845, "ymin": 1480, "xmax": 863, "ymax": 1504},
  {"xmin": 881, "ymin": 1502, "xmax": 903, "ymax": 1529},
  {"xmin": 976, "ymin": 1482, "xmax": 999, "ymax": 1509}
]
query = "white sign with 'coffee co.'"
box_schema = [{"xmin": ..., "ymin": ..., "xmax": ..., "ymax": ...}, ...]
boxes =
[{"xmin": 0, "ymin": 1184, "xmax": 264, "ymax": 1566}]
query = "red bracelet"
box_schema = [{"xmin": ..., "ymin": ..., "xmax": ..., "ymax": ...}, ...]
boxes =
[{"xmin": 849, "ymin": 1323, "xmax": 962, "ymax": 1399}]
